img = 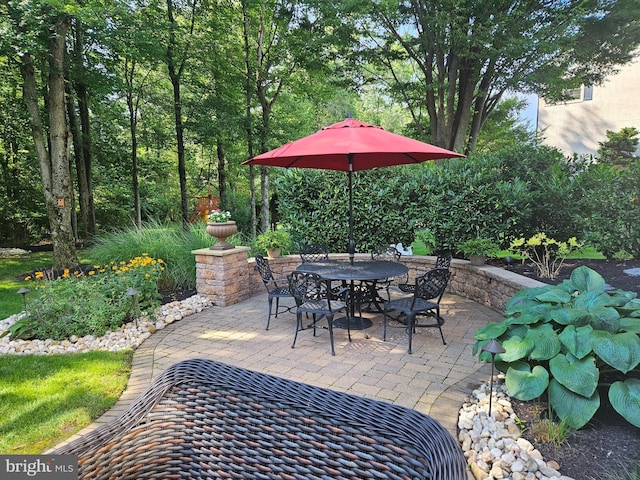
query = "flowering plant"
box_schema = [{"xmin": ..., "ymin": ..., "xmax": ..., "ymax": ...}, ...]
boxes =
[
  {"xmin": 208, "ymin": 209, "xmax": 232, "ymax": 223},
  {"xmin": 510, "ymin": 232, "xmax": 582, "ymax": 279}
]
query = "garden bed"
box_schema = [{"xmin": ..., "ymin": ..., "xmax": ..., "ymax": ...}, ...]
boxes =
[{"xmin": 492, "ymin": 257, "xmax": 640, "ymax": 480}]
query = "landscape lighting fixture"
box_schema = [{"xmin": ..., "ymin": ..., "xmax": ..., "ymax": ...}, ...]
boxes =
[
  {"xmin": 125, "ymin": 288, "xmax": 139, "ymax": 325},
  {"xmin": 481, "ymin": 339, "xmax": 506, "ymax": 417},
  {"xmin": 17, "ymin": 287, "xmax": 30, "ymax": 310}
]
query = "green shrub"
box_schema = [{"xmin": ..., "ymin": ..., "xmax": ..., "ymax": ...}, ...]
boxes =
[
  {"xmin": 88, "ymin": 221, "xmax": 214, "ymax": 290},
  {"xmin": 573, "ymin": 160, "xmax": 640, "ymax": 260},
  {"xmin": 3, "ymin": 254, "xmax": 164, "ymax": 341},
  {"xmin": 473, "ymin": 266, "xmax": 640, "ymax": 430},
  {"xmin": 276, "ymin": 168, "xmax": 415, "ymax": 252},
  {"xmin": 458, "ymin": 237, "xmax": 500, "ymax": 257}
]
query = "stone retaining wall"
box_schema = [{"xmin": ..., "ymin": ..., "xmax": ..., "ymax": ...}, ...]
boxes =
[{"xmin": 194, "ymin": 249, "xmax": 546, "ymax": 312}]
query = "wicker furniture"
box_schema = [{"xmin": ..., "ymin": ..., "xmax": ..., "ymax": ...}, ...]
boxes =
[
  {"xmin": 255, "ymin": 255, "xmax": 294, "ymax": 330},
  {"xmin": 384, "ymin": 267, "xmax": 451, "ymax": 354},
  {"xmin": 54, "ymin": 359, "xmax": 467, "ymax": 479}
]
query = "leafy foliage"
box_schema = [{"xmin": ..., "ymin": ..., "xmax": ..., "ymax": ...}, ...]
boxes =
[
  {"xmin": 573, "ymin": 159, "xmax": 640, "ymax": 260},
  {"xmin": 597, "ymin": 127, "xmax": 639, "ymax": 168},
  {"xmin": 274, "ymin": 144, "xmax": 597, "ymax": 255},
  {"xmin": 276, "ymin": 168, "xmax": 415, "ymax": 253},
  {"xmin": 255, "ymin": 229, "xmax": 293, "ymax": 253},
  {"xmin": 4, "ymin": 255, "xmax": 164, "ymax": 341},
  {"xmin": 458, "ymin": 238, "xmax": 500, "ymax": 258},
  {"xmin": 474, "ymin": 267, "xmax": 640, "ymax": 429}
]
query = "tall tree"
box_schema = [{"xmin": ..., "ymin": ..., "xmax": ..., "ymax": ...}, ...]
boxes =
[
  {"xmin": 3, "ymin": 2, "xmax": 78, "ymax": 268},
  {"xmin": 67, "ymin": 18, "xmax": 96, "ymax": 238},
  {"xmin": 164, "ymin": 0, "xmax": 201, "ymax": 226},
  {"xmin": 241, "ymin": 0, "xmax": 330, "ymax": 233},
  {"xmin": 318, "ymin": 0, "xmax": 640, "ymax": 154}
]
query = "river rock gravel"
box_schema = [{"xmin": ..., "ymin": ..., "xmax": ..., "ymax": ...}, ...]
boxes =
[
  {"xmin": 458, "ymin": 378, "xmax": 575, "ymax": 480},
  {"xmin": 0, "ymin": 294, "xmax": 213, "ymax": 355}
]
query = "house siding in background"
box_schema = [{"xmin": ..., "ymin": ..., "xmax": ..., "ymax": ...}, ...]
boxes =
[{"xmin": 537, "ymin": 56, "xmax": 640, "ymax": 157}]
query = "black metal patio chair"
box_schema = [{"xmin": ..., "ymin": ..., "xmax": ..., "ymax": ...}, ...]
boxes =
[
  {"xmin": 53, "ymin": 358, "xmax": 468, "ymax": 479},
  {"xmin": 398, "ymin": 249, "xmax": 452, "ymax": 293},
  {"xmin": 384, "ymin": 267, "xmax": 451, "ymax": 354},
  {"xmin": 299, "ymin": 243, "xmax": 329, "ymax": 262},
  {"xmin": 288, "ymin": 271, "xmax": 348, "ymax": 355},
  {"xmin": 353, "ymin": 245, "xmax": 404, "ymax": 315},
  {"xmin": 254, "ymin": 255, "xmax": 294, "ymax": 330}
]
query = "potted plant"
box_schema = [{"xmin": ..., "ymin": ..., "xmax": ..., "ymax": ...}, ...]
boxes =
[
  {"xmin": 255, "ymin": 229, "xmax": 292, "ymax": 258},
  {"xmin": 458, "ymin": 237, "xmax": 500, "ymax": 266}
]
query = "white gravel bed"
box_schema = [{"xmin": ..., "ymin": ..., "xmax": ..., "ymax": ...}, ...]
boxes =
[
  {"xmin": 0, "ymin": 295, "xmax": 214, "ymax": 355},
  {"xmin": 459, "ymin": 378, "xmax": 575, "ymax": 480}
]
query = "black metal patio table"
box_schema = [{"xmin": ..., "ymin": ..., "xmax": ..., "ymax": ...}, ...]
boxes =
[{"xmin": 296, "ymin": 260, "xmax": 409, "ymax": 330}]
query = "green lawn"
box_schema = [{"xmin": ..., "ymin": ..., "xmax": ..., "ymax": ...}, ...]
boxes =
[
  {"xmin": 1, "ymin": 252, "xmax": 131, "ymax": 454},
  {"xmin": 410, "ymin": 240, "xmax": 606, "ymax": 260},
  {"xmin": 0, "ymin": 351, "xmax": 132, "ymax": 453}
]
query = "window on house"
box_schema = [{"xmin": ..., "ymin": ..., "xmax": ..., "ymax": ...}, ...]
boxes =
[
  {"xmin": 583, "ymin": 86, "xmax": 593, "ymax": 101},
  {"xmin": 566, "ymin": 88, "xmax": 582, "ymax": 100}
]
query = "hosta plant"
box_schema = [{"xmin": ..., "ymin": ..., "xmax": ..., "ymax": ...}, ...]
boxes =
[{"xmin": 473, "ymin": 266, "xmax": 640, "ymax": 429}]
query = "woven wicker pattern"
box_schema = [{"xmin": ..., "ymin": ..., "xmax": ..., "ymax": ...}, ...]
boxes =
[{"xmin": 54, "ymin": 359, "xmax": 467, "ymax": 479}]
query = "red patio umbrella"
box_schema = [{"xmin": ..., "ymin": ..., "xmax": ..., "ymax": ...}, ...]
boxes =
[{"xmin": 243, "ymin": 117, "xmax": 464, "ymax": 264}]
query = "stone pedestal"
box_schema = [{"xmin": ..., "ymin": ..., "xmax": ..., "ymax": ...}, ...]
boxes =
[{"xmin": 192, "ymin": 247, "xmax": 251, "ymax": 307}]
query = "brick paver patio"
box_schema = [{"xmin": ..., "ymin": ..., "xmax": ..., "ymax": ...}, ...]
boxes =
[{"xmin": 58, "ymin": 290, "xmax": 501, "ymax": 453}]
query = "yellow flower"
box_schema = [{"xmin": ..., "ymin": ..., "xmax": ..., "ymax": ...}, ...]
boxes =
[
  {"xmin": 35, "ymin": 271, "xmax": 44, "ymax": 280},
  {"xmin": 25, "ymin": 275, "xmax": 32, "ymax": 281},
  {"xmin": 89, "ymin": 271, "xmax": 95, "ymax": 275}
]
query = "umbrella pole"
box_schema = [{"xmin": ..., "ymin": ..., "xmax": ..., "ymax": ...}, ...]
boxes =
[{"xmin": 348, "ymin": 159, "xmax": 355, "ymax": 265}]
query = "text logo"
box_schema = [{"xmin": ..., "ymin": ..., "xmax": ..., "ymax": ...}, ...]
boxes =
[{"xmin": 0, "ymin": 455, "xmax": 77, "ymax": 479}]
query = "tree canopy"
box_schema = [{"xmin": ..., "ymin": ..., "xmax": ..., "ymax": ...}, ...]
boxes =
[{"xmin": 1, "ymin": 0, "xmax": 639, "ymax": 267}]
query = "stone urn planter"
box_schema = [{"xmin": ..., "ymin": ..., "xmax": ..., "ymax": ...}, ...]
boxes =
[
  {"xmin": 206, "ymin": 221, "xmax": 237, "ymax": 250},
  {"xmin": 267, "ymin": 247, "xmax": 281, "ymax": 259}
]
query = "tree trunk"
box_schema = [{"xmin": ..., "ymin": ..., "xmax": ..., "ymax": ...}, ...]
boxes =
[
  {"xmin": 216, "ymin": 140, "xmax": 227, "ymax": 207},
  {"xmin": 166, "ymin": 0, "xmax": 193, "ymax": 229},
  {"xmin": 170, "ymin": 72, "xmax": 189, "ymax": 227},
  {"xmin": 75, "ymin": 82, "xmax": 96, "ymax": 237},
  {"xmin": 65, "ymin": 86, "xmax": 81, "ymax": 240},
  {"xmin": 125, "ymin": 59, "xmax": 142, "ymax": 227},
  {"xmin": 242, "ymin": 0, "xmax": 257, "ymax": 240},
  {"xmin": 20, "ymin": 16, "xmax": 78, "ymax": 269},
  {"xmin": 71, "ymin": 20, "xmax": 96, "ymax": 237}
]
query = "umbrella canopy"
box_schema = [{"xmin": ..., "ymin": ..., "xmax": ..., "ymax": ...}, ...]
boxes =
[
  {"xmin": 243, "ymin": 117, "xmax": 465, "ymax": 263},
  {"xmin": 245, "ymin": 117, "xmax": 464, "ymax": 170}
]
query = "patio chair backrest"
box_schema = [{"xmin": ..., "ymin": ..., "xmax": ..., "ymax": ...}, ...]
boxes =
[
  {"xmin": 415, "ymin": 267, "xmax": 450, "ymax": 304},
  {"xmin": 371, "ymin": 245, "xmax": 401, "ymax": 261},
  {"xmin": 254, "ymin": 255, "xmax": 276, "ymax": 286},
  {"xmin": 435, "ymin": 250, "xmax": 453, "ymax": 269},
  {"xmin": 299, "ymin": 244, "xmax": 329, "ymax": 262},
  {"xmin": 288, "ymin": 271, "xmax": 330, "ymax": 307}
]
